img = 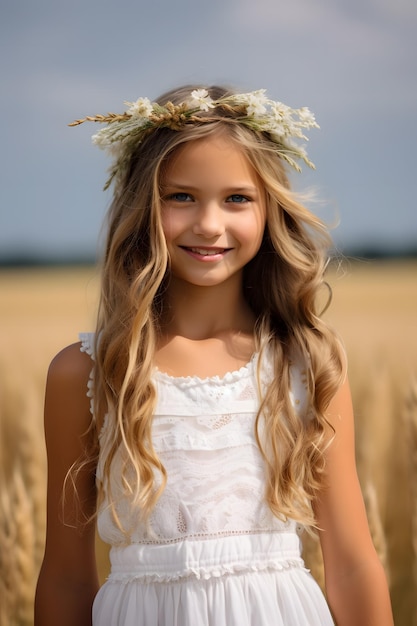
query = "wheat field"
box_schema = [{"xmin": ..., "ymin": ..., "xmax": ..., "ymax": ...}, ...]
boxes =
[{"xmin": 0, "ymin": 260, "xmax": 416, "ymax": 625}]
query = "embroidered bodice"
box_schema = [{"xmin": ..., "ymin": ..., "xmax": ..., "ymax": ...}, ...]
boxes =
[
  {"xmin": 80, "ymin": 334, "xmax": 309, "ymax": 548},
  {"xmin": 80, "ymin": 334, "xmax": 334, "ymax": 624}
]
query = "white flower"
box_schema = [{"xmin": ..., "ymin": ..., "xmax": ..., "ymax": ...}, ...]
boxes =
[
  {"xmin": 232, "ymin": 90, "xmax": 268, "ymax": 116},
  {"xmin": 297, "ymin": 107, "xmax": 319, "ymax": 128},
  {"xmin": 92, "ymin": 128, "xmax": 112, "ymax": 149},
  {"xmin": 125, "ymin": 97, "xmax": 154, "ymax": 118},
  {"xmin": 270, "ymin": 101, "xmax": 291, "ymax": 120},
  {"xmin": 82, "ymin": 88, "xmax": 319, "ymax": 179},
  {"xmin": 246, "ymin": 95, "xmax": 267, "ymax": 117},
  {"xmin": 268, "ymin": 125, "xmax": 285, "ymax": 140},
  {"xmin": 190, "ymin": 89, "xmax": 214, "ymax": 111},
  {"xmin": 92, "ymin": 118, "xmax": 142, "ymax": 149}
]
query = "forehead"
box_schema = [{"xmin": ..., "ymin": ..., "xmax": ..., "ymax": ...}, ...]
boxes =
[{"xmin": 161, "ymin": 133, "xmax": 260, "ymax": 186}]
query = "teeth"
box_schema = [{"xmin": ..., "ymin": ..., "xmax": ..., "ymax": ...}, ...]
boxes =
[{"xmin": 190, "ymin": 248, "xmax": 224, "ymax": 256}]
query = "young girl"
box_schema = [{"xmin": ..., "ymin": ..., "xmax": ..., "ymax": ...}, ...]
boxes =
[{"xmin": 35, "ymin": 85, "xmax": 393, "ymax": 625}]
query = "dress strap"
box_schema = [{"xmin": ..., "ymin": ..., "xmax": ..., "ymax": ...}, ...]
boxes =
[{"xmin": 79, "ymin": 332, "xmax": 96, "ymax": 360}]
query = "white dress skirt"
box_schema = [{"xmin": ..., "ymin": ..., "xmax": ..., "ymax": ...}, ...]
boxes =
[{"xmin": 79, "ymin": 334, "xmax": 334, "ymax": 626}]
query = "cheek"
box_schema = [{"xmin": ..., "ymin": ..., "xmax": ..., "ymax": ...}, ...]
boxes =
[
  {"xmin": 240, "ymin": 210, "xmax": 266, "ymax": 249},
  {"xmin": 161, "ymin": 210, "xmax": 180, "ymax": 243},
  {"xmin": 161, "ymin": 216, "xmax": 170, "ymax": 242}
]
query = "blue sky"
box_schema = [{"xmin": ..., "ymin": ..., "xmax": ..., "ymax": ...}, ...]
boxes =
[{"xmin": 1, "ymin": 0, "xmax": 416, "ymax": 260}]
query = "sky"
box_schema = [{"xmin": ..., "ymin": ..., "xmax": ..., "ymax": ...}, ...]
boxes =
[{"xmin": 1, "ymin": 0, "xmax": 416, "ymax": 261}]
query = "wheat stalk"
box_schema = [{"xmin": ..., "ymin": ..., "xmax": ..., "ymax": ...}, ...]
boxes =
[
  {"xmin": 361, "ymin": 480, "xmax": 389, "ymax": 582},
  {"xmin": 404, "ymin": 377, "xmax": 417, "ymax": 625},
  {"xmin": 301, "ymin": 531, "xmax": 325, "ymax": 591},
  {"xmin": 0, "ymin": 466, "xmax": 35, "ymax": 626},
  {"xmin": 0, "ymin": 362, "xmax": 46, "ymax": 626},
  {"xmin": 68, "ymin": 112, "xmax": 131, "ymax": 126}
]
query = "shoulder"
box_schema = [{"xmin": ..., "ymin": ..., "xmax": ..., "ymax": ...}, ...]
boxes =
[
  {"xmin": 45, "ymin": 342, "xmax": 94, "ymax": 438},
  {"xmin": 48, "ymin": 341, "xmax": 93, "ymax": 379}
]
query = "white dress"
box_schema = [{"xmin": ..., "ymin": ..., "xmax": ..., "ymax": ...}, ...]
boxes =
[{"xmin": 80, "ymin": 333, "xmax": 334, "ymax": 626}]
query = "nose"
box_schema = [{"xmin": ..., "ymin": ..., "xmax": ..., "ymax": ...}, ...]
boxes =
[{"xmin": 192, "ymin": 202, "xmax": 225, "ymax": 238}]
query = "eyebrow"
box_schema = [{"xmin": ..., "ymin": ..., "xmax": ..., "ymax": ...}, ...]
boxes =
[{"xmin": 161, "ymin": 183, "xmax": 260, "ymax": 194}]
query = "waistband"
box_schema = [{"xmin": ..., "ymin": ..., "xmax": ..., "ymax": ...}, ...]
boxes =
[{"xmin": 107, "ymin": 531, "xmax": 305, "ymax": 583}]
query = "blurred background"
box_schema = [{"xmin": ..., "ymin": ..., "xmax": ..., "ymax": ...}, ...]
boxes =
[
  {"xmin": 0, "ymin": 0, "xmax": 416, "ymax": 263},
  {"xmin": 1, "ymin": 1, "xmax": 416, "ymax": 625}
]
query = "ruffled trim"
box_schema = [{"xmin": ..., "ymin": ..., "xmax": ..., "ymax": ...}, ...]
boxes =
[
  {"xmin": 79, "ymin": 333, "xmax": 95, "ymax": 415},
  {"xmin": 79, "ymin": 332, "xmax": 96, "ymax": 359},
  {"xmin": 104, "ymin": 532, "xmax": 306, "ymax": 585},
  {"xmin": 107, "ymin": 558, "xmax": 308, "ymax": 584},
  {"xmin": 154, "ymin": 353, "xmax": 258, "ymax": 388}
]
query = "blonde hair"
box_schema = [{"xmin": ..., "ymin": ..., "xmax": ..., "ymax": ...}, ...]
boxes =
[{"xmin": 92, "ymin": 84, "xmax": 346, "ymax": 531}]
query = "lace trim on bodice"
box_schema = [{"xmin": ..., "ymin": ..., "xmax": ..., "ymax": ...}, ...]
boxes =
[{"xmin": 154, "ymin": 353, "xmax": 257, "ymax": 386}]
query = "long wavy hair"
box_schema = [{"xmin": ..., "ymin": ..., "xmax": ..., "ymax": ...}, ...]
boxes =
[{"xmin": 91, "ymin": 84, "xmax": 346, "ymax": 531}]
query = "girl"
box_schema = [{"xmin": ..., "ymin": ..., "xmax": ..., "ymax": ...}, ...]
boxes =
[{"xmin": 35, "ymin": 85, "xmax": 393, "ymax": 625}]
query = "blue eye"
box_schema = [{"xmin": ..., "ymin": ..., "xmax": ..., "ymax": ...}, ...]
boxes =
[
  {"xmin": 227, "ymin": 194, "xmax": 249, "ymax": 203},
  {"xmin": 169, "ymin": 192, "xmax": 193, "ymax": 202}
]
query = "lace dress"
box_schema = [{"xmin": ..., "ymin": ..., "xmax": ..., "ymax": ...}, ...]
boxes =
[{"xmin": 80, "ymin": 333, "xmax": 334, "ymax": 626}]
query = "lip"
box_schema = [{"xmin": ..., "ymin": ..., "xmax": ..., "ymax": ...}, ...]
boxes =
[{"xmin": 179, "ymin": 246, "xmax": 231, "ymax": 261}]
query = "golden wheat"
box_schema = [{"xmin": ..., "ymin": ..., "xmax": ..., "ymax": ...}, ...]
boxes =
[
  {"xmin": 0, "ymin": 267, "xmax": 99, "ymax": 625},
  {"xmin": 404, "ymin": 377, "xmax": 417, "ymax": 626},
  {"xmin": 301, "ymin": 531, "xmax": 325, "ymax": 591},
  {"xmin": 0, "ymin": 260, "xmax": 416, "ymax": 625}
]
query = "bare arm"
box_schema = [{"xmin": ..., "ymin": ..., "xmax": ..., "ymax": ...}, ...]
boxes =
[
  {"xmin": 35, "ymin": 343, "xmax": 99, "ymax": 626},
  {"xmin": 315, "ymin": 378, "xmax": 393, "ymax": 626}
]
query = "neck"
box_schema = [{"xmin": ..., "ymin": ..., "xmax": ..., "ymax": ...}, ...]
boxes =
[{"xmin": 160, "ymin": 277, "xmax": 255, "ymax": 341}]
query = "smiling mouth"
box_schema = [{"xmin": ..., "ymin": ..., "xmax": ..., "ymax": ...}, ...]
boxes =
[{"xmin": 181, "ymin": 247, "xmax": 230, "ymax": 256}]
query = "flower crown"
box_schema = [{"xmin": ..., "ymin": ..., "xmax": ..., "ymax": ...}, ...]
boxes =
[{"xmin": 70, "ymin": 88, "xmax": 319, "ymax": 189}]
